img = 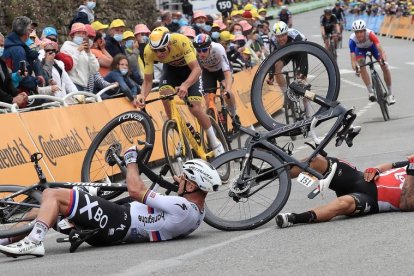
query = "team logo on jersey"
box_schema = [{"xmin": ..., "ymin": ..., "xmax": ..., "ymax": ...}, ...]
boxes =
[
  {"xmin": 138, "ymin": 212, "xmax": 165, "ymax": 226},
  {"xmin": 174, "ymin": 203, "xmax": 187, "ymax": 211}
]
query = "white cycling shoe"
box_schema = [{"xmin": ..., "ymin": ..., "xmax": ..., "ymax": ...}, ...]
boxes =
[
  {"xmin": 213, "ymin": 143, "xmax": 225, "ymax": 157},
  {"xmin": 387, "ymin": 95, "xmax": 396, "ymax": 105},
  {"xmin": 0, "ymin": 237, "xmax": 45, "ymax": 258},
  {"xmin": 275, "ymin": 213, "xmax": 295, "ymax": 228}
]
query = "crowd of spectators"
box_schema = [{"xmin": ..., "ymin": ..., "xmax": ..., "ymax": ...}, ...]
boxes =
[
  {"xmin": 343, "ymin": 0, "xmax": 414, "ymax": 17},
  {"xmin": 0, "ymin": 0, "xmax": 284, "ymax": 111}
]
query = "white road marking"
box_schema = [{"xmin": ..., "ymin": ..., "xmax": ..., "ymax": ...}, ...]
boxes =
[
  {"xmin": 119, "ymin": 228, "xmax": 271, "ymax": 276},
  {"xmin": 339, "ymin": 69, "xmax": 355, "ymax": 74},
  {"xmin": 341, "ymin": 79, "xmax": 366, "ymax": 89},
  {"xmin": 405, "ymin": 62, "xmax": 414, "ymax": 66},
  {"xmin": 356, "ymin": 102, "xmax": 376, "ymax": 117}
]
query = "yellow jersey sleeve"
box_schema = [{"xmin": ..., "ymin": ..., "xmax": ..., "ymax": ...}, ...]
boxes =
[{"xmin": 143, "ymin": 44, "xmax": 155, "ymax": 75}]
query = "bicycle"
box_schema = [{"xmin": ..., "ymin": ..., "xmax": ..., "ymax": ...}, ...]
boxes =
[
  {"xmin": 204, "ymin": 80, "xmax": 362, "ymax": 231},
  {"xmin": 252, "ymin": 41, "xmax": 340, "ymax": 132},
  {"xmin": 326, "ymin": 33, "xmax": 338, "ymax": 61},
  {"xmin": 356, "ymin": 52, "xmax": 391, "ymax": 121},
  {"xmin": 205, "ymin": 86, "xmax": 242, "ymax": 150},
  {"xmin": 144, "ymin": 93, "xmax": 230, "ymax": 179}
]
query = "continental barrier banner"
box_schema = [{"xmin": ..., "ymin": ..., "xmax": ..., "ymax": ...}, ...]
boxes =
[{"xmin": 0, "ymin": 65, "xmax": 283, "ymax": 185}]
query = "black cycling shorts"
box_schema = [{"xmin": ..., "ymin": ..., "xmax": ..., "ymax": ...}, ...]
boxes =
[
  {"xmin": 326, "ymin": 157, "xmax": 379, "ymax": 215},
  {"xmin": 159, "ymin": 64, "xmax": 203, "ymax": 101},
  {"xmin": 66, "ymin": 190, "xmax": 131, "ymax": 247},
  {"xmin": 202, "ymin": 69, "xmax": 225, "ymax": 94},
  {"xmin": 281, "ymin": 53, "xmax": 308, "ymax": 76}
]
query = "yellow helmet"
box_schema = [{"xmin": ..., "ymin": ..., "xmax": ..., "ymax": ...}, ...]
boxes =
[{"xmin": 149, "ymin": 27, "xmax": 171, "ymax": 49}]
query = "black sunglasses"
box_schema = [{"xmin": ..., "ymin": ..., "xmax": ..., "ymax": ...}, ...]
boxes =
[
  {"xmin": 196, "ymin": 48, "xmax": 209, "ymax": 53},
  {"xmin": 153, "ymin": 47, "xmax": 168, "ymax": 53}
]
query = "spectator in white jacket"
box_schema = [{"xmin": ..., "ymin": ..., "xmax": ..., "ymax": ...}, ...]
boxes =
[
  {"xmin": 60, "ymin": 23, "xmax": 99, "ymax": 91},
  {"xmin": 38, "ymin": 41, "xmax": 78, "ymax": 102}
]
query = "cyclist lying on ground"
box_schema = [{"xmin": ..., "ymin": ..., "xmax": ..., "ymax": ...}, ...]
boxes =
[
  {"xmin": 0, "ymin": 147, "xmax": 221, "ymax": 258},
  {"xmin": 276, "ymin": 154, "xmax": 414, "ymax": 228}
]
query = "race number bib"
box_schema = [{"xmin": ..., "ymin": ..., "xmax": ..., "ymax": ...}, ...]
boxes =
[{"xmin": 297, "ymin": 172, "xmax": 317, "ymax": 188}]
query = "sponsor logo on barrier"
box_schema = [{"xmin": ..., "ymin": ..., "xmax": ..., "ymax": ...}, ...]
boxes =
[
  {"xmin": 86, "ymin": 126, "xmax": 118, "ymax": 146},
  {"xmin": 0, "ymin": 138, "xmax": 31, "ymax": 170},
  {"xmin": 38, "ymin": 129, "xmax": 85, "ymax": 166},
  {"xmin": 120, "ymin": 121, "xmax": 147, "ymax": 144}
]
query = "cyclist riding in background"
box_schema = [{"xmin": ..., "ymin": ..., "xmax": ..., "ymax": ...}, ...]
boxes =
[
  {"xmin": 349, "ymin": 19, "xmax": 395, "ymax": 105},
  {"xmin": 332, "ymin": 2, "xmax": 346, "ymax": 40},
  {"xmin": 278, "ymin": 6, "xmax": 292, "ymax": 28},
  {"xmin": 267, "ymin": 21, "xmax": 308, "ymax": 92},
  {"xmin": 320, "ymin": 8, "xmax": 341, "ymax": 52},
  {"xmin": 136, "ymin": 27, "xmax": 225, "ymax": 157},
  {"xmin": 276, "ymin": 154, "xmax": 414, "ymax": 228},
  {"xmin": 192, "ymin": 33, "xmax": 240, "ymax": 128},
  {"xmin": 0, "ymin": 147, "xmax": 222, "ymax": 258}
]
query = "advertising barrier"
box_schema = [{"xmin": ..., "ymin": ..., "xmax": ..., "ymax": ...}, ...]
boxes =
[{"xmin": 0, "ymin": 66, "xmax": 283, "ymax": 185}]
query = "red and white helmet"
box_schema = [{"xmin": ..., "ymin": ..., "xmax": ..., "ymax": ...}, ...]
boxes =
[{"xmin": 182, "ymin": 159, "xmax": 221, "ymax": 192}]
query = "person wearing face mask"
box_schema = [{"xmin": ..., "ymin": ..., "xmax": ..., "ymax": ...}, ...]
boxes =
[
  {"xmin": 162, "ymin": 11, "xmax": 180, "ymax": 33},
  {"xmin": 0, "ymin": 32, "xmax": 29, "ymax": 107},
  {"xmin": 104, "ymin": 54, "xmax": 140, "ymax": 105},
  {"xmin": 123, "ymin": 31, "xmax": 143, "ymax": 86},
  {"xmin": 105, "ymin": 19, "xmax": 126, "ymax": 57},
  {"xmin": 229, "ymin": 23, "xmax": 243, "ymax": 36},
  {"xmin": 91, "ymin": 20, "xmax": 108, "ymax": 39},
  {"xmin": 2, "ymin": 16, "xmax": 45, "ymax": 96},
  {"xmin": 69, "ymin": 0, "xmax": 96, "ymax": 29},
  {"xmin": 60, "ymin": 23, "xmax": 99, "ymax": 91},
  {"xmin": 134, "ymin": 24, "xmax": 151, "ymax": 67},
  {"xmin": 191, "ymin": 11, "xmax": 208, "ymax": 35}
]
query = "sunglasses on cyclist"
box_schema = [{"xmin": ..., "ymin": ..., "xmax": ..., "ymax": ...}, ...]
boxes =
[
  {"xmin": 153, "ymin": 47, "xmax": 168, "ymax": 53},
  {"xmin": 196, "ymin": 47, "xmax": 209, "ymax": 53}
]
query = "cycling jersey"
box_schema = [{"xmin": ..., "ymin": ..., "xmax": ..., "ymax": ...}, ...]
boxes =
[
  {"xmin": 320, "ymin": 14, "xmax": 339, "ymax": 34},
  {"xmin": 124, "ymin": 190, "xmax": 204, "ymax": 242},
  {"xmin": 375, "ymin": 167, "xmax": 407, "ymax": 212},
  {"xmin": 278, "ymin": 11, "xmax": 292, "ymax": 25},
  {"xmin": 349, "ymin": 29, "xmax": 380, "ymax": 51},
  {"xmin": 271, "ymin": 28, "xmax": 306, "ymax": 51},
  {"xmin": 143, "ymin": 33, "xmax": 197, "ymax": 75},
  {"xmin": 198, "ymin": 42, "xmax": 231, "ymax": 73},
  {"xmin": 65, "ymin": 189, "xmax": 204, "ymax": 245},
  {"xmin": 331, "ymin": 7, "xmax": 345, "ymax": 21}
]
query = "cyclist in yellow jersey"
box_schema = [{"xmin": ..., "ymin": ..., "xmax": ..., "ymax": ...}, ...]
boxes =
[{"xmin": 136, "ymin": 27, "xmax": 225, "ymax": 156}]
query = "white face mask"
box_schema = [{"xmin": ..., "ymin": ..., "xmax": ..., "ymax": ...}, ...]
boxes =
[
  {"xmin": 120, "ymin": 68, "xmax": 128, "ymax": 75},
  {"xmin": 87, "ymin": 1, "xmax": 96, "ymax": 10},
  {"xmin": 0, "ymin": 47, "xmax": 4, "ymax": 57},
  {"xmin": 73, "ymin": 36, "xmax": 84, "ymax": 45}
]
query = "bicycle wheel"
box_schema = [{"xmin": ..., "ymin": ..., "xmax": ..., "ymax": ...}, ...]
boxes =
[
  {"xmin": 252, "ymin": 41, "xmax": 340, "ymax": 130},
  {"xmin": 330, "ymin": 39, "xmax": 337, "ymax": 61},
  {"xmin": 200, "ymin": 116, "xmax": 230, "ymax": 181},
  {"xmin": 283, "ymin": 98, "xmax": 298, "ymax": 140},
  {"xmin": 205, "ymin": 149, "xmax": 291, "ymax": 231},
  {"xmin": 81, "ymin": 111, "xmax": 155, "ymax": 200},
  {"xmin": 0, "ymin": 186, "xmax": 42, "ymax": 238},
  {"xmin": 162, "ymin": 119, "xmax": 193, "ymax": 177},
  {"xmin": 372, "ymin": 73, "xmax": 390, "ymax": 121}
]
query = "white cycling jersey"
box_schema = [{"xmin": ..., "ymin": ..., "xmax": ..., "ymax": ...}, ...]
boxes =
[
  {"xmin": 349, "ymin": 28, "xmax": 379, "ymax": 50},
  {"xmin": 198, "ymin": 42, "xmax": 231, "ymax": 72},
  {"xmin": 123, "ymin": 190, "xmax": 205, "ymax": 242}
]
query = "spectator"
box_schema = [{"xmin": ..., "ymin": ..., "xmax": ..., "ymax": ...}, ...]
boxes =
[
  {"xmin": 69, "ymin": 0, "xmax": 96, "ymax": 28},
  {"xmin": 91, "ymin": 20, "xmax": 109, "ymax": 38},
  {"xmin": 2, "ymin": 16, "xmax": 44, "ymax": 95},
  {"xmin": 0, "ymin": 48, "xmax": 28, "ymax": 107},
  {"xmin": 104, "ymin": 54, "xmax": 140, "ymax": 104},
  {"xmin": 0, "ymin": 32, "xmax": 4, "ymax": 57},
  {"xmin": 134, "ymin": 24, "xmax": 150, "ymax": 64},
  {"xmin": 61, "ymin": 23, "xmax": 99, "ymax": 91},
  {"xmin": 219, "ymin": 30, "xmax": 235, "ymax": 49},
  {"xmin": 38, "ymin": 41, "xmax": 78, "ymax": 101},
  {"xmin": 230, "ymin": 10, "xmax": 243, "ymax": 22},
  {"xmin": 123, "ymin": 31, "xmax": 143, "ymax": 86},
  {"xmin": 182, "ymin": 0, "xmax": 194, "ymax": 18},
  {"xmin": 105, "ymin": 19, "xmax": 126, "ymax": 57},
  {"xmin": 230, "ymin": 22, "xmax": 243, "ymax": 35},
  {"xmin": 192, "ymin": 11, "xmax": 208, "ymax": 35},
  {"xmin": 41, "ymin": 27, "xmax": 58, "ymax": 42},
  {"xmin": 162, "ymin": 11, "xmax": 180, "ymax": 32},
  {"xmin": 182, "ymin": 26, "xmax": 196, "ymax": 42},
  {"xmin": 90, "ymin": 32, "xmax": 112, "ymax": 77}
]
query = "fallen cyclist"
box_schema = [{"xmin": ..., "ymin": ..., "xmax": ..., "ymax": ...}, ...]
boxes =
[
  {"xmin": 276, "ymin": 154, "xmax": 414, "ymax": 228},
  {"xmin": 0, "ymin": 147, "xmax": 222, "ymax": 258}
]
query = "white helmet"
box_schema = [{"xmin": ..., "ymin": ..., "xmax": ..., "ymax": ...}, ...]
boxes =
[
  {"xmin": 182, "ymin": 159, "xmax": 222, "ymax": 192},
  {"xmin": 352, "ymin": 19, "xmax": 366, "ymax": 31},
  {"xmin": 273, "ymin": 21, "xmax": 288, "ymax": 36}
]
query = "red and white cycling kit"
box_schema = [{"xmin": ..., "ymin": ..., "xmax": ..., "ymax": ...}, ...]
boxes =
[
  {"xmin": 375, "ymin": 167, "xmax": 407, "ymax": 212},
  {"xmin": 123, "ymin": 190, "xmax": 205, "ymax": 242},
  {"xmin": 349, "ymin": 28, "xmax": 380, "ymax": 50}
]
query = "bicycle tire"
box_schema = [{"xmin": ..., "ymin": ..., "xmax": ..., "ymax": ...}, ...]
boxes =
[
  {"xmin": 0, "ymin": 185, "xmax": 42, "ymax": 238},
  {"xmin": 200, "ymin": 115, "xmax": 231, "ymax": 181},
  {"xmin": 252, "ymin": 41, "xmax": 340, "ymax": 130},
  {"xmin": 330, "ymin": 40, "xmax": 337, "ymax": 61},
  {"xmin": 283, "ymin": 98, "xmax": 298, "ymax": 140},
  {"xmin": 205, "ymin": 149, "xmax": 291, "ymax": 231},
  {"xmin": 372, "ymin": 73, "xmax": 390, "ymax": 121},
  {"xmin": 81, "ymin": 111, "xmax": 155, "ymax": 200},
  {"xmin": 162, "ymin": 119, "xmax": 193, "ymax": 177}
]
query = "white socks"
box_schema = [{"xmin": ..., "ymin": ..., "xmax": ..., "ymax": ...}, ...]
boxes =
[{"xmin": 28, "ymin": 220, "xmax": 49, "ymax": 244}]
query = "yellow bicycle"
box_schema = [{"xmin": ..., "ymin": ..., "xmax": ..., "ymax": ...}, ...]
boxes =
[{"xmin": 146, "ymin": 93, "xmax": 230, "ymax": 179}]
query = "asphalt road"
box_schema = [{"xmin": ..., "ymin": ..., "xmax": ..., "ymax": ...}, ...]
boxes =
[{"xmin": 1, "ymin": 9, "xmax": 414, "ymax": 275}]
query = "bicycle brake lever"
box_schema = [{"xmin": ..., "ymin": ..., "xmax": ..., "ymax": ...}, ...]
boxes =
[{"xmin": 345, "ymin": 126, "xmax": 361, "ymax": 147}]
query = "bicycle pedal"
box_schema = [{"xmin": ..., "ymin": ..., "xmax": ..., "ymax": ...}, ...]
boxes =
[{"xmin": 345, "ymin": 126, "xmax": 361, "ymax": 147}]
